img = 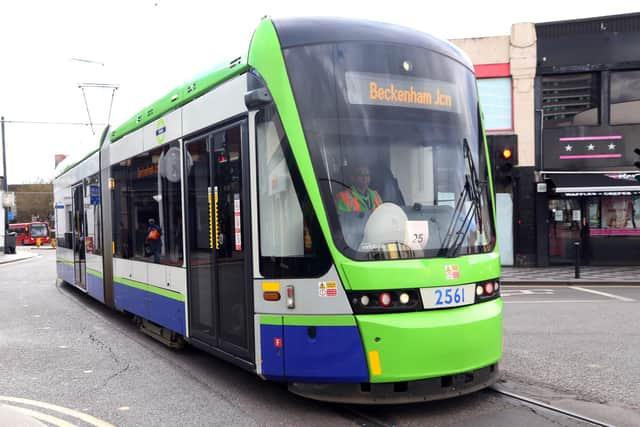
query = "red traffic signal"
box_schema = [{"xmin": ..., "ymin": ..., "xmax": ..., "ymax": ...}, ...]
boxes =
[{"xmin": 501, "ymin": 148, "xmax": 513, "ymax": 160}]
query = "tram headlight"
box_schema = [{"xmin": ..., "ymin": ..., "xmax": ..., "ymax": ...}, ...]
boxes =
[
  {"xmin": 360, "ymin": 295, "xmax": 370, "ymax": 306},
  {"xmin": 399, "ymin": 292, "xmax": 410, "ymax": 305}
]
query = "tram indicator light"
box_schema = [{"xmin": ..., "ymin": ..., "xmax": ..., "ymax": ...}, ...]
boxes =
[{"xmin": 501, "ymin": 148, "xmax": 513, "ymax": 160}]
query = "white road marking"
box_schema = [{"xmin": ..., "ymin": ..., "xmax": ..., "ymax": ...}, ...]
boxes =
[
  {"xmin": 4, "ymin": 404, "xmax": 77, "ymax": 427},
  {"xmin": 0, "ymin": 396, "xmax": 115, "ymax": 427},
  {"xmin": 502, "ymin": 289, "xmax": 555, "ymax": 297},
  {"xmin": 504, "ymin": 300, "xmax": 603, "ymax": 304},
  {"xmin": 569, "ymin": 286, "xmax": 635, "ymax": 302}
]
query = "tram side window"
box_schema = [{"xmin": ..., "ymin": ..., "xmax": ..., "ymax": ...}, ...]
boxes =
[
  {"xmin": 111, "ymin": 142, "xmax": 183, "ymax": 265},
  {"xmin": 64, "ymin": 206, "xmax": 73, "ymax": 249},
  {"xmin": 610, "ymin": 70, "xmax": 640, "ymax": 125},
  {"xmin": 256, "ymin": 105, "xmax": 331, "ymax": 277},
  {"xmin": 84, "ymin": 174, "xmax": 102, "ymax": 255}
]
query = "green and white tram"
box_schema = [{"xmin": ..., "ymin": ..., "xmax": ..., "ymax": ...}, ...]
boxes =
[{"xmin": 54, "ymin": 17, "xmax": 502, "ymax": 403}]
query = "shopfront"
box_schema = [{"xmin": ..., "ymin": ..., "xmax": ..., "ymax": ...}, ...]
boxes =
[
  {"xmin": 544, "ymin": 173, "xmax": 640, "ymax": 265},
  {"xmin": 534, "ymin": 13, "xmax": 640, "ymax": 266}
]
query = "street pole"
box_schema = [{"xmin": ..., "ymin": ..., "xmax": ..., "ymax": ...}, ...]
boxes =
[{"xmin": 1, "ymin": 116, "xmax": 7, "ymax": 232}]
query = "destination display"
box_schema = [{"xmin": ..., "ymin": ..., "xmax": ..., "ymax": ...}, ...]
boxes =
[{"xmin": 346, "ymin": 71, "xmax": 459, "ymax": 112}]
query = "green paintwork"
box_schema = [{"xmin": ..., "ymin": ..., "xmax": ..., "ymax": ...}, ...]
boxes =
[
  {"xmin": 283, "ymin": 315, "xmax": 356, "ymax": 327},
  {"xmin": 260, "ymin": 314, "xmax": 356, "ymax": 327},
  {"xmin": 86, "ymin": 268, "xmax": 104, "ymax": 279},
  {"xmin": 55, "ymin": 148, "xmax": 100, "ymax": 179},
  {"xmin": 110, "ymin": 59, "xmax": 249, "ymax": 143},
  {"xmin": 247, "ymin": 20, "xmax": 353, "ymax": 275},
  {"xmin": 341, "ymin": 252, "xmax": 500, "ymax": 291},
  {"xmin": 248, "ymin": 20, "xmax": 501, "ymax": 292},
  {"xmin": 113, "ymin": 276, "xmax": 185, "ymax": 302},
  {"xmin": 357, "ymin": 298, "xmax": 502, "ymax": 382},
  {"xmin": 260, "ymin": 315, "xmax": 283, "ymax": 326},
  {"xmin": 56, "ymin": 258, "xmax": 74, "ymax": 266}
]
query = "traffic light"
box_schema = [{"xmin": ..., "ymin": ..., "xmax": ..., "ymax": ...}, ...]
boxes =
[{"xmin": 487, "ymin": 135, "xmax": 518, "ymax": 187}]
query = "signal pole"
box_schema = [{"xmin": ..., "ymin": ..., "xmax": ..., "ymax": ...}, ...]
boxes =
[{"xmin": 1, "ymin": 116, "xmax": 7, "ymax": 233}]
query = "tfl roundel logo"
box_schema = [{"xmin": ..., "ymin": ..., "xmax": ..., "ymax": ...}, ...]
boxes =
[{"xmin": 155, "ymin": 118, "xmax": 167, "ymax": 144}]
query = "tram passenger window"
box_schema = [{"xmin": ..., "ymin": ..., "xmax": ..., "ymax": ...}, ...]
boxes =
[
  {"xmin": 256, "ymin": 105, "xmax": 331, "ymax": 277},
  {"xmin": 111, "ymin": 142, "xmax": 183, "ymax": 265},
  {"xmin": 84, "ymin": 174, "xmax": 102, "ymax": 255}
]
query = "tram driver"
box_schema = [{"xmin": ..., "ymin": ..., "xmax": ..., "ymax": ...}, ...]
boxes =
[{"xmin": 335, "ymin": 165, "xmax": 382, "ymax": 213}]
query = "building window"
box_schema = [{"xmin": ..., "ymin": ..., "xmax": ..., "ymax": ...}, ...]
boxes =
[
  {"xmin": 477, "ymin": 78, "xmax": 512, "ymax": 131},
  {"xmin": 542, "ymin": 73, "xmax": 600, "ymax": 127},
  {"xmin": 610, "ymin": 70, "xmax": 640, "ymax": 125}
]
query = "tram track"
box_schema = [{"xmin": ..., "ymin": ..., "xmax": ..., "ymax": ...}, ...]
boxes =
[{"xmin": 490, "ymin": 385, "xmax": 616, "ymax": 427}]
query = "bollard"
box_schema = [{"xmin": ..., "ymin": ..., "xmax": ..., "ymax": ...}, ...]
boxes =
[
  {"xmin": 36, "ymin": 238, "xmax": 42, "ymax": 248},
  {"xmin": 573, "ymin": 241, "xmax": 581, "ymax": 279}
]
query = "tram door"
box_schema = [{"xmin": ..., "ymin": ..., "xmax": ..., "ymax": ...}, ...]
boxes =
[
  {"xmin": 71, "ymin": 184, "xmax": 87, "ymax": 290},
  {"xmin": 186, "ymin": 121, "xmax": 252, "ymax": 361}
]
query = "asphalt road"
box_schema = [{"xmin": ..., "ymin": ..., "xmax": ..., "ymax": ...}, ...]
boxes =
[
  {"xmin": 501, "ymin": 284, "xmax": 640, "ymax": 426},
  {"xmin": 1, "ymin": 250, "xmax": 639, "ymax": 426}
]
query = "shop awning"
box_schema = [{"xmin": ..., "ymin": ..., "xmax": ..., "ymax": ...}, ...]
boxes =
[{"xmin": 546, "ymin": 172, "xmax": 640, "ymax": 194}]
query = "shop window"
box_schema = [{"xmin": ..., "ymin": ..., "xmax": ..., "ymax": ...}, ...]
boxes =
[
  {"xmin": 610, "ymin": 70, "xmax": 640, "ymax": 125},
  {"xmin": 588, "ymin": 195, "xmax": 640, "ymax": 237},
  {"xmin": 542, "ymin": 73, "xmax": 600, "ymax": 127},
  {"xmin": 477, "ymin": 78, "xmax": 512, "ymax": 131}
]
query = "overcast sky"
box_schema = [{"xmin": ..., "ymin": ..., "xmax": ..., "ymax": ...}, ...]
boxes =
[{"xmin": 0, "ymin": 0, "xmax": 637, "ymax": 184}]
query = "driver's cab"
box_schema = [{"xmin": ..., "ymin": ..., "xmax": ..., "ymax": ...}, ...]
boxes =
[{"xmin": 328, "ymin": 139, "xmax": 455, "ymax": 259}]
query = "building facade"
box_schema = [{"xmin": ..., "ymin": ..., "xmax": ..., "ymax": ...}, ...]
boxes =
[{"xmin": 453, "ymin": 12, "xmax": 640, "ymax": 266}]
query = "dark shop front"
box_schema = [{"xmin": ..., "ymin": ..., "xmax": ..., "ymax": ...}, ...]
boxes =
[{"xmin": 535, "ymin": 13, "xmax": 640, "ymax": 266}]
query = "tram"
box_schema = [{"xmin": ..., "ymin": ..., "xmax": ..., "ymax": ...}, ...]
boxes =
[{"xmin": 53, "ymin": 17, "xmax": 502, "ymax": 403}]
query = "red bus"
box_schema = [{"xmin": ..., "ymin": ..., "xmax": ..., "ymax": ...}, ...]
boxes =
[{"xmin": 8, "ymin": 222, "xmax": 51, "ymax": 245}]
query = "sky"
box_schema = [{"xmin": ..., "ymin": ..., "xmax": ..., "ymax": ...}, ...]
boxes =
[{"xmin": 0, "ymin": 1, "xmax": 637, "ymax": 184}]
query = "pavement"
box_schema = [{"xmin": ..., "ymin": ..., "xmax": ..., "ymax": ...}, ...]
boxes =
[
  {"xmin": 0, "ymin": 245, "xmax": 54, "ymax": 264},
  {"xmin": 501, "ymin": 265, "xmax": 640, "ymax": 285}
]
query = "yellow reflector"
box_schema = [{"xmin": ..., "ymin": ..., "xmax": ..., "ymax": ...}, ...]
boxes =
[
  {"xmin": 263, "ymin": 291, "xmax": 281, "ymax": 301},
  {"xmin": 369, "ymin": 350, "xmax": 382, "ymax": 376},
  {"xmin": 262, "ymin": 281, "xmax": 280, "ymax": 292},
  {"xmin": 387, "ymin": 243, "xmax": 399, "ymax": 260}
]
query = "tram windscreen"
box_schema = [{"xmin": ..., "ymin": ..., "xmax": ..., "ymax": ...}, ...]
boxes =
[{"xmin": 284, "ymin": 42, "xmax": 496, "ymax": 260}]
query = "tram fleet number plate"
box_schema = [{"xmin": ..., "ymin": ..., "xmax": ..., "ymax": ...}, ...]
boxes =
[{"xmin": 420, "ymin": 284, "xmax": 476, "ymax": 309}]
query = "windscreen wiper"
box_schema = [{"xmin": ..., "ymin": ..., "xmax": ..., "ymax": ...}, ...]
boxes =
[{"xmin": 438, "ymin": 139, "xmax": 484, "ymax": 258}]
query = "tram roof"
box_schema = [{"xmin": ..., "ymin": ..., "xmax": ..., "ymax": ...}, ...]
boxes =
[
  {"xmin": 109, "ymin": 57, "xmax": 248, "ymax": 143},
  {"xmin": 272, "ymin": 17, "xmax": 473, "ymax": 69},
  {"xmin": 109, "ymin": 17, "xmax": 471, "ymax": 144}
]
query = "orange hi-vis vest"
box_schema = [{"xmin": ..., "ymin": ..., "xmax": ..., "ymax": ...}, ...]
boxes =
[{"xmin": 337, "ymin": 188, "xmax": 382, "ymax": 212}]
